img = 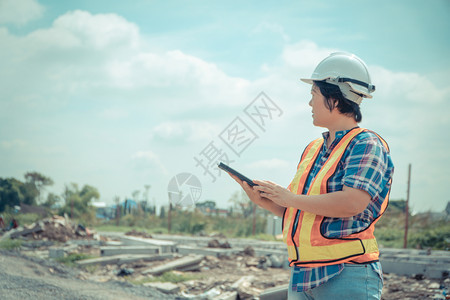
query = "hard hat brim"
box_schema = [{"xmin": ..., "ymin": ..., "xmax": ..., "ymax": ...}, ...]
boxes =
[
  {"xmin": 300, "ymin": 78, "xmax": 314, "ymax": 85},
  {"xmin": 300, "ymin": 77, "xmax": 373, "ymax": 99}
]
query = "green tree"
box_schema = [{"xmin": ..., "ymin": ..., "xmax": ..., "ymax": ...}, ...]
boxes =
[
  {"xmin": 43, "ymin": 192, "xmax": 61, "ymax": 209},
  {"xmin": 0, "ymin": 177, "xmax": 38, "ymax": 212},
  {"xmin": 0, "ymin": 178, "xmax": 23, "ymax": 211},
  {"xmin": 24, "ymin": 172, "xmax": 53, "ymax": 204},
  {"xmin": 58, "ymin": 183, "xmax": 99, "ymax": 219}
]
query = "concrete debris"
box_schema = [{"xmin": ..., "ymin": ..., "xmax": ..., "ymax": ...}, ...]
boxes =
[
  {"xmin": 209, "ymin": 232, "xmax": 227, "ymax": 239},
  {"xmin": 382, "ymin": 273, "xmax": 450, "ymax": 300},
  {"xmin": 118, "ymin": 235, "xmax": 176, "ymax": 253},
  {"xmin": 144, "ymin": 282, "xmax": 180, "ymax": 294},
  {"xmin": 116, "ymin": 268, "xmax": 134, "ymax": 277},
  {"xmin": 2, "ymin": 225, "xmax": 449, "ymax": 300},
  {"xmin": 125, "ymin": 229, "xmax": 153, "ymax": 239},
  {"xmin": 181, "ymin": 287, "xmax": 222, "ymax": 299},
  {"xmin": 6, "ymin": 215, "xmax": 95, "ymax": 243},
  {"xmin": 142, "ymin": 254, "xmax": 204, "ymax": 276},
  {"xmin": 76, "ymin": 253, "xmax": 174, "ymax": 267},
  {"xmin": 231, "ymin": 275, "xmax": 262, "ymax": 299},
  {"xmin": 207, "ymin": 239, "xmax": 231, "ymax": 249},
  {"xmin": 381, "ymin": 257, "xmax": 450, "ymax": 279},
  {"xmin": 241, "ymin": 246, "xmax": 255, "ymax": 257},
  {"xmin": 178, "ymin": 245, "xmax": 236, "ymax": 258},
  {"xmin": 100, "ymin": 245, "xmax": 159, "ymax": 256}
]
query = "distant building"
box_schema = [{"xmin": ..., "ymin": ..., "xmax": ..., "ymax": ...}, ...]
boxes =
[{"xmin": 92, "ymin": 202, "xmax": 114, "ymax": 219}]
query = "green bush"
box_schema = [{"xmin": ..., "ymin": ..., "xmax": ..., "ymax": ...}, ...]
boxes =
[
  {"xmin": 14, "ymin": 213, "xmax": 42, "ymax": 226},
  {"xmin": 97, "ymin": 209, "xmax": 267, "ymax": 238},
  {"xmin": 408, "ymin": 224, "xmax": 450, "ymax": 250}
]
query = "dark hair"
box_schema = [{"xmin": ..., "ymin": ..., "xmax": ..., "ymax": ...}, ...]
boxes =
[{"xmin": 314, "ymin": 80, "xmax": 362, "ymax": 122}]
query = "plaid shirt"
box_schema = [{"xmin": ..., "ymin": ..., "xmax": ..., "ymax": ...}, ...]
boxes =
[{"xmin": 291, "ymin": 128, "xmax": 394, "ymax": 292}]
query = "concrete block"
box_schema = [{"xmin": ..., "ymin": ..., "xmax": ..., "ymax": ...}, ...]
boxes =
[
  {"xmin": 380, "ymin": 259, "xmax": 450, "ymax": 279},
  {"xmin": 100, "ymin": 246, "xmax": 159, "ymax": 256},
  {"xmin": 9, "ymin": 224, "xmax": 43, "ymax": 239},
  {"xmin": 105, "ymin": 241, "xmax": 122, "ymax": 246},
  {"xmin": 144, "ymin": 282, "xmax": 180, "ymax": 294},
  {"xmin": 67, "ymin": 240, "xmax": 103, "ymax": 246},
  {"xmin": 119, "ymin": 236, "xmax": 176, "ymax": 253},
  {"xmin": 177, "ymin": 245, "xmax": 237, "ymax": 257},
  {"xmin": 49, "ymin": 248, "xmax": 64, "ymax": 259},
  {"xmin": 142, "ymin": 254, "xmax": 204, "ymax": 275},
  {"xmin": 76, "ymin": 253, "xmax": 173, "ymax": 267}
]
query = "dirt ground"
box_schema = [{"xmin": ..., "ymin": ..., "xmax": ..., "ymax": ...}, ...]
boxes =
[
  {"xmin": 1, "ymin": 248, "xmax": 448, "ymax": 300},
  {"xmin": 0, "ymin": 217, "xmax": 447, "ymax": 300},
  {"xmin": 0, "ymin": 250, "xmax": 175, "ymax": 300}
]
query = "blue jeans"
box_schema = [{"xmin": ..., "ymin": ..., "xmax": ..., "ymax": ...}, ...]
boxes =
[{"xmin": 288, "ymin": 264, "xmax": 383, "ymax": 300}]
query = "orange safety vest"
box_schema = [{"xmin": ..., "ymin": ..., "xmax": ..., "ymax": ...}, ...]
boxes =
[{"xmin": 282, "ymin": 127, "xmax": 390, "ymax": 267}]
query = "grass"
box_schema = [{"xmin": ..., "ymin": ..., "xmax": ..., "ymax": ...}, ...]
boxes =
[
  {"xmin": 0, "ymin": 238, "xmax": 22, "ymax": 250},
  {"xmin": 56, "ymin": 253, "xmax": 94, "ymax": 267}
]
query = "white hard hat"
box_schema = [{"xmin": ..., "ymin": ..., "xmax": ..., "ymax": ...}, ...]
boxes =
[{"xmin": 300, "ymin": 52, "xmax": 375, "ymax": 104}]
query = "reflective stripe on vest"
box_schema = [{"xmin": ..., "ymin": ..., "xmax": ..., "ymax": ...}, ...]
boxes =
[{"xmin": 283, "ymin": 128, "xmax": 390, "ymax": 267}]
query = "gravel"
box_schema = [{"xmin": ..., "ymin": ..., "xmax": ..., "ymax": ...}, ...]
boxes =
[{"xmin": 0, "ymin": 250, "xmax": 178, "ymax": 300}]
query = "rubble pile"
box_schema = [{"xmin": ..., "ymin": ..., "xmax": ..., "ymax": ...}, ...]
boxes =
[
  {"xmin": 207, "ymin": 239, "xmax": 231, "ymax": 249},
  {"xmin": 77, "ymin": 250, "xmax": 289, "ymax": 299},
  {"xmin": 125, "ymin": 229, "xmax": 153, "ymax": 239},
  {"xmin": 5, "ymin": 215, "xmax": 95, "ymax": 243}
]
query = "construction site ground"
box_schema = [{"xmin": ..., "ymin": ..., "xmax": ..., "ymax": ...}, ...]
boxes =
[{"xmin": 0, "ymin": 217, "xmax": 448, "ymax": 299}]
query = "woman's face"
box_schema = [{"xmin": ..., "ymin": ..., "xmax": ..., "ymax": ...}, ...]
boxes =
[{"xmin": 309, "ymin": 84, "xmax": 333, "ymax": 128}]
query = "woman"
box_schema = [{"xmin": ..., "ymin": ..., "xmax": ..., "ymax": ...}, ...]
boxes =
[{"xmin": 228, "ymin": 52, "xmax": 394, "ymax": 299}]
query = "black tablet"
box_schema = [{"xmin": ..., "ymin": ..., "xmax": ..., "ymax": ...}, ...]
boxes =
[{"xmin": 218, "ymin": 162, "xmax": 257, "ymax": 187}]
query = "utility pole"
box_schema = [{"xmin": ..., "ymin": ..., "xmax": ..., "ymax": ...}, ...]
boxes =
[
  {"xmin": 114, "ymin": 196, "xmax": 120, "ymax": 226},
  {"xmin": 252, "ymin": 204, "xmax": 256, "ymax": 236},
  {"xmin": 403, "ymin": 164, "xmax": 411, "ymax": 249},
  {"xmin": 167, "ymin": 192, "xmax": 172, "ymax": 233},
  {"xmin": 168, "ymin": 203, "xmax": 172, "ymax": 233}
]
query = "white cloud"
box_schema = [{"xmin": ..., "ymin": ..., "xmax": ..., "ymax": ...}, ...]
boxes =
[
  {"xmin": 0, "ymin": 0, "xmax": 44, "ymax": 25},
  {"xmin": 0, "ymin": 6, "xmax": 447, "ymax": 212},
  {"xmin": 50, "ymin": 10, "xmax": 140, "ymax": 50},
  {"xmin": 105, "ymin": 50, "xmax": 251, "ymax": 107},
  {"xmin": 131, "ymin": 151, "xmax": 168, "ymax": 175},
  {"xmin": 151, "ymin": 121, "xmax": 219, "ymax": 143},
  {"xmin": 0, "ymin": 10, "xmax": 251, "ymax": 111},
  {"xmin": 371, "ymin": 66, "xmax": 447, "ymax": 105},
  {"xmin": 280, "ymin": 40, "xmax": 337, "ymax": 71}
]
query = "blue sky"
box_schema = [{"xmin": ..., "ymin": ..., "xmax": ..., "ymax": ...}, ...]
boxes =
[{"xmin": 0, "ymin": 0, "xmax": 449, "ymax": 213}]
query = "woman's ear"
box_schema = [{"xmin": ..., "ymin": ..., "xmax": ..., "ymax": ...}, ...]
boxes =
[{"xmin": 330, "ymin": 97, "xmax": 339, "ymax": 111}]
